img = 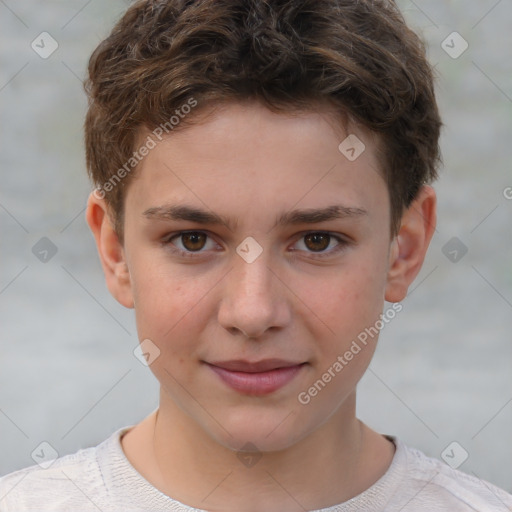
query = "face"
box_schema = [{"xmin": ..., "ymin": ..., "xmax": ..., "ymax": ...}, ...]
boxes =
[{"xmin": 120, "ymin": 102, "xmax": 397, "ymax": 451}]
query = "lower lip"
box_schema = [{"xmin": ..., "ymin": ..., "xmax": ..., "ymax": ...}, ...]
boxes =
[{"xmin": 206, "ymin": 363, "xmax": 305, "ymax": 395}]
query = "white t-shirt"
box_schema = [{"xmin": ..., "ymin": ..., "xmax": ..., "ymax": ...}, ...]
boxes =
[{"xmin": 0, "ymin": 426, "xmax": 510, "ymax": 511}]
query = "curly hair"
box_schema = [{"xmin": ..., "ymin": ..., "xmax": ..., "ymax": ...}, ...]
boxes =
[{"xmin": 84, "ymin": 0, "xmax": 442, "ymax": 239}]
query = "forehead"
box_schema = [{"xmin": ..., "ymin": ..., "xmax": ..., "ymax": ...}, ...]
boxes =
[
  {"xmin": 125, "ymin": 102, "xmax": 388, "ymax": 229},
  {"xmin": 144, "ymin": 101, "xmax": 379, "ymax": 162}
]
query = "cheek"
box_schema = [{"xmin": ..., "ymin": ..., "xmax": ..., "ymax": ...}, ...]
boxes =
[
  {"xmin": 321, "ymin": 260, "xmax": 387, "ymax": 325},
  {"xmin": 130, "ymin": 258, "xmax": 207, "ymax": 350},
  {"xmin": 294, "ymin": 255, "xmax": 389, "ymax": 415},
  {"xmin": 132, "ymin": 273, "xmax": 205, "ymax": 385},
  {"xmin": 303, "ymin": 251, "xmax": 389, "ymax": 356}
]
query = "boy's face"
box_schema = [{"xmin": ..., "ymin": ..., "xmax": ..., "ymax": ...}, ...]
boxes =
[{"xmin": 89, "ymin": 102, "xmax": 434, "ymax": 452}]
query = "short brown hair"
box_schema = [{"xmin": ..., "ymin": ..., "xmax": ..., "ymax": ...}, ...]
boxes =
[{"xmin": 84, "ymin": 0, "xmax": 442, "ymax": 239}]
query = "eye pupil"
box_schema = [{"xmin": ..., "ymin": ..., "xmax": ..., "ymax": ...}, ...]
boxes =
[
  {"xmin": 182, "ymin": 232, "xmax": 206, "ymax": 251},
  {"xmin": 305, "ymin": 233, "xmax": 330, "ymax": 252}
]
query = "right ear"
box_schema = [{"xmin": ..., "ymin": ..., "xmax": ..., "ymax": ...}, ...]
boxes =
[{"xmin": 85, "ymin": 191, "xmax": 134, "ymax": 308}]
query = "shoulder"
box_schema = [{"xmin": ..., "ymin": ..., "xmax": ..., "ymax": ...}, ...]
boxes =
[
  {"xmin": 394, "ymin": 439, "xmax": 512, "ymax": 511},
  {"xmin": 0, "ymin": 428, "xmax": 128, "ymax": 512},
  {"xmin": 0, "ymin": 448, "xmax": 100, "ymax": 511}
]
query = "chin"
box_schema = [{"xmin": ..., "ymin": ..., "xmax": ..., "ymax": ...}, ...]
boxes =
[{"xmin": 204, "ymin": 407, "xmax": 313, "ymax": 453}]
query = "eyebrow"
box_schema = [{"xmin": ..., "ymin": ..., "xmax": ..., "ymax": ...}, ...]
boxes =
[
  {"xmin": 278, "ymin": 205, "xmax": 367, "ymax": 225},
  {"xmin": 142, "ymin": 203, "xmax": 367, "ymax": 230},
  {"xmin": 143, "ymin": 204, "xmax": 232, "ymax": 227}
]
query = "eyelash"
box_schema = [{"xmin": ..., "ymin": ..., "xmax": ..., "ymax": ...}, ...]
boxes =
[{"xmin": 162, "ymin": 231, "xmax": 350, "ymax": 259}]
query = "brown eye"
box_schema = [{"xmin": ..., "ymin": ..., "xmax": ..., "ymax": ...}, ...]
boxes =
[
  {"xmin": 303, "ymin": 233, "xmax": 331, "ymax": 252},
  {"xmin": 181, "ymin": 232, "xmax": 207, "ymax": 251},
  {"xmin": 164, "ymin": 230, "xmax": 220, "ymax": 258}
]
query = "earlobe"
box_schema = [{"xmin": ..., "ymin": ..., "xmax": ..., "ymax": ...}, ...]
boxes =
[
  {"xmin": 85, "ymin": 192, "xmax": 134, "ymax": 308},
  {"xmin": 385, "ymin": 185, "xmax": 437, "ymax": 303}
]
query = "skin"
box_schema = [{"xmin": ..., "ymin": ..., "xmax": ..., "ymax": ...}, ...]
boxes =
[{"xmin": 87, "ymin": 101, "xmax": 436, "ymax": 511}]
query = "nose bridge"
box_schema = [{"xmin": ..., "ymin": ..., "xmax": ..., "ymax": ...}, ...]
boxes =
[
  {"xmin": 232, "ymin": 244, "xmax": 277, "ymax": 303},
  {"xmin": 218, "ymin": 242, "xmax": 287, "ymax": 338}
]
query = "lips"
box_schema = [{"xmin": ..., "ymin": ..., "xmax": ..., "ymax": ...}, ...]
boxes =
[
  {"xmin": 208, "ymin": 358, "xmax": 304, "ymax": 373},
  {"xmin": 205, "ymin": 359, "xmax": 306, "ymax": 395}
]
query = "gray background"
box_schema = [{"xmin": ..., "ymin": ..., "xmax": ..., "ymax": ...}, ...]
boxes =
[{"xmin": 1, "ymin": 0, "xmax": 511, "ymax": 495}]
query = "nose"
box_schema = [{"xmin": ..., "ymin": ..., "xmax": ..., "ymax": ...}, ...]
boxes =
[{"xmin": 217, "ymin": 251, "xmax": 290, "ymax": 339}]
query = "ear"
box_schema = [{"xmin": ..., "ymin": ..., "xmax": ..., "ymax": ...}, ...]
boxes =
[
  {"xmin": 85, "ymin": 191, "xmax": 134, "ymax": 308},
  {"xmin": 385, "ymin": 185, "xmax": 437, "ymax": 303}
]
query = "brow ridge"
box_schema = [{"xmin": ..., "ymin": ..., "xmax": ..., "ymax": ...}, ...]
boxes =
[{"xmin": 142, "ymin": 203, "xmax": 367, "ymax": 230}]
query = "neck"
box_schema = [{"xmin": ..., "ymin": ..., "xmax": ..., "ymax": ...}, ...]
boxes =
[{"xmin": 137, "ymin": 389, "xmax": 394, "ymax": 511}]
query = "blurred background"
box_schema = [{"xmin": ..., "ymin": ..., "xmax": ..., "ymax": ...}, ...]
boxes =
[{"xmin": 1, "ymin": 0, "xmax": 511, "ymax": 494}]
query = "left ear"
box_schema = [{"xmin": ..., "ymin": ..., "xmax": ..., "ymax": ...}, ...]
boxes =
[{"xmin": 385, "ymin": 185, "xmax": 437, "ymax": 303}]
